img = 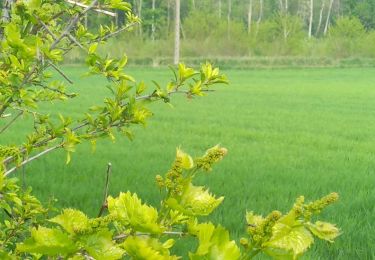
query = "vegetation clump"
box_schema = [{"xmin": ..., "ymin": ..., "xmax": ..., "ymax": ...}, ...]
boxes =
[{"xmin": 0, "ymin": 1, "xmax": 340, "ymax": 259}]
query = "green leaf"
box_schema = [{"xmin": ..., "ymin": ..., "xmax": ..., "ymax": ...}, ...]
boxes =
[
  {"xmin": 136, "ymin": 81, "xmax": 146, "ymax": 95},
  {"xmin": 17, "ymin": 227, "xmax": 77, "ymax": 256},
  {"xmin": 176, "ymin": 148, "xmax": 194, "ymax": 169},
  {"xmin": 118, "ymin": 55, "xmax": 128, "ymax": 68},
  {"xmin": 5, "ymin": 23, "xmax": 23, "ymax": 48},
  {"xmin": 189, "ymin": 223, "xmax": 240, "ymax": 260},
  {"xmin": 26, "ymin": 0, "xmax": 42, "ymax": 11},
  {"xmin": 107, "ymin": 0, "xmax": 131, "ymax": 11},
  {"xmin": 264, "ymin": 224, "xmax": 314, "ymax": 257},
  {"xmin": 80, "ymin": 229, "xmax": 124, "ymax": 260},
  {"xmin": 107, "ymin": 192, "xmax": 162, "ymax": 234},
  {"xmin": 306, "ymin": 221, "xmax": 340, "ymax": 242},
  {"xmin": 88, "ymin": 43, "xmax": 99, "ymax": 54},
  {"xmin": 178, "ymin": 63, "xmax": 196, "ymax": 82},
  {"xmin": 49, "ymin": 209, "xmax": 90, "ymax": 234},
  {"xmin": 0, "ymin": 250, "xmax": 17, "ymax": 260},
  {"xmin": 167, "ymin": 184, "xmax": 223, "ymax": 217},
  {"xmin": 122, "ymin": 236, "xmax": 178, "ymax": 260}
]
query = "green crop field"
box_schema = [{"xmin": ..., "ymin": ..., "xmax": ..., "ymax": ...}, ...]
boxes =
[{"xmin": 4, "ymin": 67, "xmax": 375, "ymax": 259}]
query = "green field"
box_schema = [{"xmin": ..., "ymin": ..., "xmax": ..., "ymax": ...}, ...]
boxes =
[{"xmin": 4, "ymin": 67, "xmax": 375, "ymax": 259}]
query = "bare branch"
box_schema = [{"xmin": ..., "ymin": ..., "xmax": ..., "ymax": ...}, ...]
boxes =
[
  {"xmin": 48, "ymin": 62, "xmax": 74, "ymax": 84},
  {"xmin": 51, "ymin": 0, "xmax": 98, "ymax": 49},
  {"xmin": 2, "ymin": 87, "xmax": 212, "ymax": 168},
  {"xmin": 4, "ymin": 143, "xmax": 63, "ymax": 177},
  {"xmin": 65, "ymin": 0, "xmax": 117, "ymax": 17},
  {"xmin": 0, "ymin": 114, "xmax": 12, "ymax": 118},
  {"xmin": 135, "ymin": 89, "xmax": 215, "ymax": 101},
  {"xmin": 97, "ymin": 22, "xmax": 139, "ymax": 42},
  {"xmin": 98, "ymin": 163, "xmax": 112, "ymax": 217},
  {"xmin": 114, "ymin": 231, "xmax": 186, "ymax": 241},
  {"xmin": 67, "ymin": 33, "xmax": 86, "ymax": 51},
  {"xmin": 34, "ymin": 15, "xmax": 58, "ymax": 41},
  {"xmin": 0, "ymin": 111, "xmax": 22, "ymax": 134}
]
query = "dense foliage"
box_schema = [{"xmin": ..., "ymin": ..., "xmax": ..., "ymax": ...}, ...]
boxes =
[
  {"xmin": 0, "ymin": 0, "xmax": 340, "ymax": 259},
  {"xmin": 83, "ymin": 0, "xmax": 375, "ymax": 60}
]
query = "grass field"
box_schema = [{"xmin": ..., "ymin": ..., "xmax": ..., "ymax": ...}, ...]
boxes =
[{"xmin": 4, "ymin": 67, "xmax": 375, "ymax": 259}]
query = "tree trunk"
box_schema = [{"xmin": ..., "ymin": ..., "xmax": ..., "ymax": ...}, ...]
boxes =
[
  {"xmin": 227, "ymin": 0, "xmax": 232, "ymax": 39},
  {"xmin": 167, "ymin": 0, "xmax": 170, "ymax": 33},
  {"xmin": 151, "ymin": 0, "xmax": 155, "ymax": 41},
  {"xmin": 138, "ymin": 0, "xmax": 143, "ymax": 37},
  {"xmin": 0, "ymin": 0, "xmax": 14, "ymax": 40},
  {"xmin": 316, "ymin": 0, "xmax": 325, "ymax": 36},
  {"xmin": 256, "ymin": 0, "xmax": 263, "ymax": 36},
  {"xmin": 324, "ymin": 0, "xmax": 334, "ymax": 35},
  {"xmin": 336, "ymin": 0, "xmax": 341, "ymax": 15},
  {"xmin": 192, "ymin": 0, "xmax": 195, "ymax": 9},
  {"xmin": 174, "ymin": 0, "xmax": 180, "ymax": 65},
  {"xmin": 1, "ymin": 0, "xmax": 14, "ymax": 24},
  {"xmin": 281, "ymin": 0, "xmax": 288, "ymax": 41},
  {"xmin": 308, "ymin": 0, "xmax": 313, "ymax": 38},
  {"xmin": 248, "ymin": 0, "xmax": 253, "ymax": 34}
]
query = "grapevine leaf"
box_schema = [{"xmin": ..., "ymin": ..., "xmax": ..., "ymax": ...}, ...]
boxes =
[
  {"xmin": 80, "ymin": 229, "xmax": 124, "ymax": 260},
  {"xmin": 122, "ymin": 236, "xmax": 178, "ymax": 260},
  {"xmin": 264, "ymin": 224, "xmax": 314, "ymax": 257},
  {"xmin": 107, "ymin": 192, "xmax": 162, "ymax": 234},
  {"xmin": 17, "ymin": 227, "xmax": 77, "ymax": 256},
  {"xmin": 189, "ymin": 223, "xmax": 240, "ymax": 260},
  {"xmin": 167, "ymin": 184, "xmax": 223, "ymax": 216},
  {"xmin": 49, "ymin": 209, "xmax": 90, "ymax": 234},
  {"xmin": 306, "ymin": 221, "xmax": 341, "ymax": 242}
]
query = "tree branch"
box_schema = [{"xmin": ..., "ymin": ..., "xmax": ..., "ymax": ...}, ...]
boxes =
[
  {"xmin": 65, "ymin": 0, "xmax": 117, "ymax": 17},
  {"xmin": 0, "ymin": 111, "xmax": 22, "ymax": 134},
  {"xmin": 34, "ymin": 15, "xmax": 58, "ymax": 41},
  {"xmin": 48, "ymin": 62, "xmax": 74, "ymax": 84},
  {"xmin": 4, "ymin": 143, "xmax": 63, "ymax": 177},
  {"xmin": 2, "ymin": 87, "xmax": 214, "ymax": 167},
  {"xmin": 98, "ymin": 163, "xmax": 112, "ymax": 217},
  {"xmin": 51, "ymin": 0, "xmax": 98, "ymax": 49},
  {"xmin": 97, "ymin": 22, "xmax": 139, "ymax": 42},
  {"xmin": 113, "ymin": 231, "xmax": 186, "ymax": 241}
]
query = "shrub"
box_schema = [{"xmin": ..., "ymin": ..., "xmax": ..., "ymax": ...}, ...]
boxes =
[{"xmin": 328, "ymin": 16, "xmax": 366, "ymax": 58}]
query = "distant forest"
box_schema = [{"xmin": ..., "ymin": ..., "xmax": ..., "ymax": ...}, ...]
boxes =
[
  {"xmin": 3, "ymin": 1, "xmax": 372, "ymax": 60},
  {"xmin": 104, "ymin": 0, "xmax": 375, "ymax": 59}
]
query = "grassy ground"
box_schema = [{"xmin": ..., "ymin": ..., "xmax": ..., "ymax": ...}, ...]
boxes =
[{"xmin": 4, "ymin": 67, "xmax": 375, "ymax": 259}]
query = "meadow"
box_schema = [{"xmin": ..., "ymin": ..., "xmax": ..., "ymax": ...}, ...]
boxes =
[{"xmin": 4, "ymin": 67, "xmax": 375, "ymax": 259}]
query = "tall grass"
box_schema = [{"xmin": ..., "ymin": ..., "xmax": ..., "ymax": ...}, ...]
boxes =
[{"xmin": 4, "ymin": 67, "xmax": 375, "ymax": 259}]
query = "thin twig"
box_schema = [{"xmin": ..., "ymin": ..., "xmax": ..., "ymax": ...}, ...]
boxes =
[
  {"xmin": 4, "ymin": 143, "xmax": 63, "ymax": 177},
  {"xmin": 51, "ymin": 0, "xmax": 98, "ymax": 49},
  {"xmin": 0, "ymin": 114, "xmax": 11, "ymax": 118},
  {"xmin": 114, "ymin": 231, "xmax": 186, "ymax": 241},
  {"xmin": 48, "ymin": 62, "xmax": 74, "ymax": 84},
  {"xmin": 135, "ymin": 89, "xmax": 215, "ymax": 101},
  {"xmin": 67, "ymin": 33, "xmax": 86, "ymax": 51},
  {"xmin": 65, "ymin": 0, "xmax": 117, "ymax": 17},
  {"xmin": 97, "ymin": 22, "xmax": 139, "ymax": 42},
  {"xmin": 22, "ymin": 154, "xmax": 26, "ymax": 190},
  {"xmin": 2, "ymin": 87, "xmax": 213, "ymax": 167},
  {"xmin": 2, "ymin": 89, "xmax": 211, "ymax": 165},
  {"xmin": 3, "ymin": 121, "xmax": 89, "ymax": 166},
  {"xmin": 0, "ymin": 111, "xmax": 22, "ymax": 134},
  {"xmin": 34, "ymin": 15, "xmax": 58, "ymax": 40},
  {"xmin": 98, "ymin": 163, "xmax": 112, "ymax": 217}
]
